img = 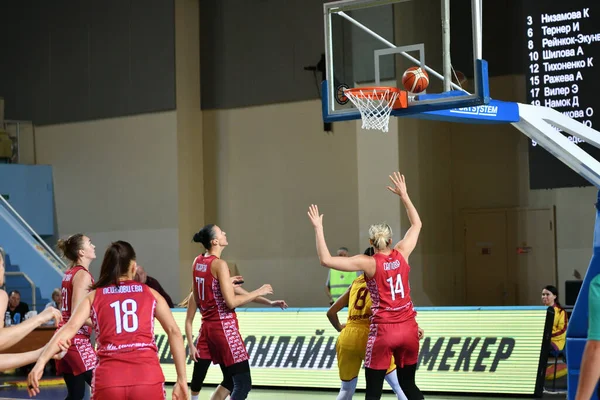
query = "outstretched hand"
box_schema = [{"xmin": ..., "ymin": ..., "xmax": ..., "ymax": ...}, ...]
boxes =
[
  {"xmin": 258, "ymin": 284, "xmax": 273, "ymax": 297},
  {"xmin": 307, "ymin": 204, "xmax": 324, "ymax": 229},
  {"xmin": 38, "ymin": 306, "xmax": 62, "ymax": 327},
  {"xmin": 270, "ymin": 300, "xmax": 288, "ymax": 310},
  {"xmin": 386, "ymin": 172, "xmax": 408, "ymax": 198}
]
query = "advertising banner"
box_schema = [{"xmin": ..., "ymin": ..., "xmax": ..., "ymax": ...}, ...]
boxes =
[{"xmin": 155, "ymin": 306, "xmax": 551, "ymax": 396}]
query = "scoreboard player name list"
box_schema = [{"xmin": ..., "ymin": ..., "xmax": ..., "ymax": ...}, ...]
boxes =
[{"xmin": 526, "ymin": 6, "xmax": 598, "ymax": 146}]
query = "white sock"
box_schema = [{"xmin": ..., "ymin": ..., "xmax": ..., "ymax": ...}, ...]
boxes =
[
  {"xmin": 191, "ymin": 395, "xmax": 199, "ymax": 400},
  {"xmin": 385, "ymin": 371, "xmax": 408, "ymax": 400},
  {"xmin": 337, "ymin": 377, "xmax": 358, "ymax": 400}
]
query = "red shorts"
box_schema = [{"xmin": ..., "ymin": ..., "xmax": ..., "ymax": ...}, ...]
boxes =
[
  {"xmin": 196, "ymin": 318, "xmax": 249, "ymax": 367},
  {"xmin": 364, "ymin": 319, "xmax": 419, "ymax": 370},
  {"xmin": 55, "ymin": 336, "xmax": 97, "ymax": 376},
  {"xmin": 92, "ymin": 383, "xmax": 165, "ymax": 399}
]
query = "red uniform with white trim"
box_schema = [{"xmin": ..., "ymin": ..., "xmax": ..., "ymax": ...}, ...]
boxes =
[
  {"xmin": 90, "ymin": 281, "xmax": 165, "ymax": 399},
  {"xmin": 55, "ymin": 265, "xmax": 97, "ymax": 376},
  {"xmin": 364, "ymin": 249, "xmax": 419, "ymax": 370},
  {"xmin": 193, "ymin": 254, "xmax": 249, "ymax": 367}
]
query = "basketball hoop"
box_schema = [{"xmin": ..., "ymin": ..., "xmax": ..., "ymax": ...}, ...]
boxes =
[{"xmin": 343, "ymin": 87, "xmax": 407, "ymax": 133}]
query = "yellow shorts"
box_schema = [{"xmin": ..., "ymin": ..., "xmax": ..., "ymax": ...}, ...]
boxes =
[{"xmin": 336, "ymin": 325, "xmax": 396, "ymax": 381}]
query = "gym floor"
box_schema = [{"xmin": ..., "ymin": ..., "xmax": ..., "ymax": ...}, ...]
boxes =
[{"xmin": 0, "ymin": 385, "xmax": 568, "ymax": 399}]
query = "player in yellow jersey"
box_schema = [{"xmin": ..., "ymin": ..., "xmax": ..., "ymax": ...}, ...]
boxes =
[{"xmin": 327, "ymin": 249, "xmax": 424, "ymax": 400}]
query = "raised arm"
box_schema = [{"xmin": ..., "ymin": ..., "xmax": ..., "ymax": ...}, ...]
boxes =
[
  {"xmin": 27, "ymin": 292, "xmax": 94, "ymax": 396},
  {"xmin": 214, "ymin": 260, "xmax": 272, "ymax": 309},
  {"xmin": 308, "ymin": 204, "xmax": 375, "ymax": 274},
  {"xmin": 387, "ymin": 172, "xmax": 422, "ymax": 260},
  {"xmin": 151, "ymin": 289, "xmax": 187, "ymax": 400},
  {"xmin": 327, "ymin": 287, "xmax": 350, "ymax": 332},
  {"xmin": 0, "ymin": 306, "xmax": 61, "ymax": 351}
]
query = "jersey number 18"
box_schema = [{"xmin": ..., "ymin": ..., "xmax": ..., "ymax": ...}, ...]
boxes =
[{"xmin": 110, "ymin": 299, "xmax": 139, "ymax": 334}]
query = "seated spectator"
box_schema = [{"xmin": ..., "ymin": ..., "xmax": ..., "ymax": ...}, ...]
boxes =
[
  {"xmin": 8, "ymin": 290, "xmax": 29, "ymax": 324},
  {"xmin": 542, "ymin": 285, "xmax": 568, "ymax": 351},
  {"xmin": 45, "ymin": 289, "xmax": 62, "ymax": 310},
  {"xmin": 134, "ymin": 265, "xmax": 174, "ymax": 308}
]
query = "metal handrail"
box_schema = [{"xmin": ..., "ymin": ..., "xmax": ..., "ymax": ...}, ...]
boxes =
[
  {"xmin": 0, "ymin": 194, "xmax": 67, "ymax": 273},
  {"xmin": 5, "ymin": 271, "xmax": 36, "ymax": 311}
]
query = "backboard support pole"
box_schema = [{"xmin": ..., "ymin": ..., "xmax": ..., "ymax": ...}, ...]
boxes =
[
  {"xmin": 441, "ymin": 0, "xmax": 452, "ymax": 92},
  {"xmin": 471, "ymin": 0, "xmax": 483, "ymax": 93}
]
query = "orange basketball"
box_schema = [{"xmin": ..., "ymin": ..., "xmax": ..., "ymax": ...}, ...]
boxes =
[{"xmin": 402, "ymin": 67, "xmax": 429, "ymax": 94}]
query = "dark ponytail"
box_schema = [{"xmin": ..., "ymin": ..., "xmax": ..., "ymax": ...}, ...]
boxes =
[
  {"xmin": 544, "ymin": 285, "xmax": 563, "ymax": 310},
  {"xmin": 91, "ymin": 241, "xmax": 136, "ymax": 290},
  {"xmin": 192, "ymin": 224, "xmax": 216, "ymax": 250}
]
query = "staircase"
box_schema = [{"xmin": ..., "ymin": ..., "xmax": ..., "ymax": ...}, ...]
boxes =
[
  {"xmin": 3, "ymin": 253, "xmax": 50, "ymax": 312},
  {"xmin": 0, "ymin": 165, "xmax": 66, "ymax": 312}
]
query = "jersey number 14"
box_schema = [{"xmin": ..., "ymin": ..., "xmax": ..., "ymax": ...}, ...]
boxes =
[{"xmin": 386, "ymin": 275, "xmax": 405, "ymax": 301}]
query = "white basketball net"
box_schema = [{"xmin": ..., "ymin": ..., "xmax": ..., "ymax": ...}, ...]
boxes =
[{"xmin": 344, "ymin": 88, "xmax": 400, "ymax": 133}]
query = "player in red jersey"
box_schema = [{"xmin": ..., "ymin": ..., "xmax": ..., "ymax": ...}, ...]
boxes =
[
  {"xmin": 186, "ymin": 224, "xmax": 273, "ymax": 400},
  {"xmin": 183, "ymin": 272, "xmax": 287, "ymax": 399},
  {"xmin": 27, "ymin": 241, "xmax": 188, "ymax": 400},
  {"xmin": 55, "ymin": 234, "xmax": 97, "ymax": 399},
  {"xmin": 308, "ymin": 172, "xmax": 423, "ymax": 400}
]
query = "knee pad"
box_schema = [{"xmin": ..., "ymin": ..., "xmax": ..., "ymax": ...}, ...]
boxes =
[{"xmin": 230, "ymin": 371, "xmax": 252, "ymax": 400}]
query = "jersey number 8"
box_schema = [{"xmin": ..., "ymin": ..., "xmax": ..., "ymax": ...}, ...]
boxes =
[{"xmin": 353, "ymin": 287, "xmax": 369, "ymax": 310}]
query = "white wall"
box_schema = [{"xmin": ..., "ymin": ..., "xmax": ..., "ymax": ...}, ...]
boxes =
[
  {"xmin": 203, "ymin": 100, "xmax": 360, "ymax": 307},
  {"xmin": 34, "ymin": 112, "xmax": 181, "ymax": 301}
]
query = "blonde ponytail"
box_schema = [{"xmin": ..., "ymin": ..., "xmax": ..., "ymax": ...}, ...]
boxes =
[{"xmin": 369, "ymin": 223, "xmax": 393, "ymax": 250}]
